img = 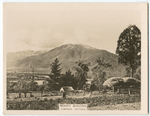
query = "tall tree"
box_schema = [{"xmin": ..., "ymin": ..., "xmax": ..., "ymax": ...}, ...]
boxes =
[
  {"xmin": 74, "ymin": 61, "xmax": 90, "ymax": 90},
  {"xmin": 50, "ymin": 58, "xmax": 62, "ymax": 81},
  {"xmin": 116, "ymin": 25, "xmax": 141, "ymax": 77},
  {"xmin": 92, "ymin": 57, "xmax": 111, "ymax": 93}
]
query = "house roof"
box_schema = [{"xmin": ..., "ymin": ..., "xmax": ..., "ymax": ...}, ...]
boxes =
[{"xmin": 60, "ymin": 86, "xmax": 74, "ymax": 92}]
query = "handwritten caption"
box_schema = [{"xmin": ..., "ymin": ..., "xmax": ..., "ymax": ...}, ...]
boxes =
[{"xmin": 59, "ymin": 104, "xmax": 87, "ymax": 110}]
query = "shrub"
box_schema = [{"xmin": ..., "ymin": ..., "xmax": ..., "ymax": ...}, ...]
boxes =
[
  {"xmin": 37, "ymin": 98, "xmax": 40, "ymax": 101},
  {"xmin": 44, "ymin": 98, "xmax": 48, "ymax": 101},
  {"xmin": 31, "ymin": 95, "xmax": 34, "ymax": 97}
]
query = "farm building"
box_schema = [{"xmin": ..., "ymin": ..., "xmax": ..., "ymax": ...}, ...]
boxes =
[
  {"xmin": 103, "ymin": 77, "xmax": 141, "ymax": 94},
  {"xmin": 60, "ymin": 86, "xmax": 74, "ymax": 92}
]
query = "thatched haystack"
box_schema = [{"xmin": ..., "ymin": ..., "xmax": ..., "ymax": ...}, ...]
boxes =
[
  {"xmin": 103, "ymin": 77, "xmax": 141, "ymax": 94},
  {"xmin": 103, "ymin": 77, "xmax": 141, "ymax": 88},
  {"xmin": 103, "ymin": 77, "xmax": 124, "ymax": 87}
]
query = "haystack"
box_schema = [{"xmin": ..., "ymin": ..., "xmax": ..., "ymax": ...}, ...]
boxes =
[
  {"xmin": 103, "ymin": 77, "xmax": 124, "ymax": 87},
  {"xmin": 103, "ymin": 77, "xmax": 140, "ymax": 88}
]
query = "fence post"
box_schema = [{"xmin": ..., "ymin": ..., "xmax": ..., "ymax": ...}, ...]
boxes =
[{"xmin": 128, "ymin": 88, "xmax": 130, "ymax": 95}]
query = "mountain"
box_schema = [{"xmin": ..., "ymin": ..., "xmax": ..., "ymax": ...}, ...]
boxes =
[
  {"xmin": 7, "ymin": 50, "xmax": 47, "ymax": 67},
  {"xmin": 7, "ymin": 44, "xmax": 127, "ymax": 77}
]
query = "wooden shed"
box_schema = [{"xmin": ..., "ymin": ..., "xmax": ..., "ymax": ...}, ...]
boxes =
[{"xmin": 60, "ymin": 86, "xmax": 74, "ymax": 92}]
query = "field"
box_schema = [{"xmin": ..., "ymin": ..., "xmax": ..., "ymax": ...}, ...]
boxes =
[
  {"xmin": 7, "ymin": 92, "xmax": 141, "ymax": 110},
  {"xmin": 88, "ymin": 102, "xmax": 141, "ymax": 110}
]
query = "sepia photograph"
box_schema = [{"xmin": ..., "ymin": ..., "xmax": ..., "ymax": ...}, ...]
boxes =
[{"xmin": 3, "ymin": 3, "xmax": 148, "ymax": 115}]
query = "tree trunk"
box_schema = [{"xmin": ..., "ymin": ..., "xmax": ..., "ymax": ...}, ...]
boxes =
[
  {"xmin": 24, "ymin": 93, "xmax": 27, "ymax": 98},
  {"xmin": 41, "ymin": 91, "xmax": 43, "ymax": 97},
  {"xmin": 131, "ymin": 66, "xmax": 134, "ymax": 78},
  {"xmin": 7, "ymin": 92, "xmax": 9, "ymax": 98},
  {"xmin": 90, "ymin": 91, "xmax": 92, "ymax": 97},
  {"xmin": 30, "ymin": 93, "xmax": 32, "ymax": 97},
  {"xmin": 99, "ymin": 88, "xmax": 100, "ymax": 93},
  {"xmin": 128, "ymin": 88, "xmax": 131, "ymax": 95},
  {"xmin": 19, "ymin": 92, "xmax": 21, "ymax": 98}
]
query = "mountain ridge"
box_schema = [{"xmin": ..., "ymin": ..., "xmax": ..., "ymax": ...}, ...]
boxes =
[{"xmin": 7, "ymin": 44, "xmax": 126, "ymax": 77}]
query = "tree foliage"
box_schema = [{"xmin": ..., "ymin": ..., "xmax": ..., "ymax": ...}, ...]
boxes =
[
  {"xmin": 38, "ymin": 85, "xmax": 45, "ymax": 97},
  {"xmin": 92, "ymin": 57, "xmax": 111, "ymax": 92},
  {"xmin": 60, "ymin": 70, "xmax": 78, "ymax": 90},
  {"xmin": 74, "ymin": 61, "xmax": 90, "ymax": 90},
  {"xmin": 116, "ymin": 25, "xmax": 141, "ymax": 77},
  {"xmin": 13, "ymin": 77, "xmax": 29, "ymax": 98},
  {"xmin": 124, "ymin": 67, "xmax": 132, "ymax": 77},
  {"xmin": 45, "ymin": 58, "xmax": 62, "ymax": 91},
  {"xmin": 50, "ymin": 58, "xmax": 62, "ymax": 80}
]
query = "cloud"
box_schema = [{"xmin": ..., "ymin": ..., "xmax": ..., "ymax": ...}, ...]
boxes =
[
  {"xmin": 20, "ymin": 28, "xmax": 65, "ymax": 48},
  {"xmin": 18, "ymin": 28, "xmax": 101, "ymax": 49},
  {"xmin": 7, "ymin": 27, "xmax": 102, "ymax": 53}
]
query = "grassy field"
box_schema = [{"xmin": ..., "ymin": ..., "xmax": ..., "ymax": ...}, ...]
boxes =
[{"xmin": 88, "ymin": 102, "xmax": 141, "ymax": 110}]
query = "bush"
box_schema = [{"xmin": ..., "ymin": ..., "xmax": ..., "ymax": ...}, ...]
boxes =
[
  {"xmin": 37, "ymin": 98, "xmax": 40, "ymax": 101},
  {"xmin": 31, "ymin": 95, "xmax": 34, "ymax": 97},
  {"xmin": 44, "ymin": 98, "xmax": 48, "ymax": 101}
]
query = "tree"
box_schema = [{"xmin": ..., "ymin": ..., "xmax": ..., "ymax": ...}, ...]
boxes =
[
  {"xmin": 50, "ymin": 58, "xmax": 62, "ymax": 81},
  {"xmin": 74, "ymin": 61, "xmax": 90, "ymax": 90},
  {"xmin": 28, "ymin": 80, "xmax": 38, "ymax": 97},
  {"xmin": 44, "ymin": 58, "xmax": 62, "ymax": 91},
  {"xmin": 60, "ymin": 70, "xmax": 78, "ymax": 89},
  {"xmin": 116, "ymin": 25, "xmax": 141, "ymax": 77},
  {"xmin": 7, "ymin": 81, "xmax": 17, "ymax": 97},
  {"xmin": 134, "ymin": 67, "xmax": 141, "ymax": 80},
  {"xmin": 29, "ymin": 64, "xmax": 35, "ymax": 81},
  {"xmin": 92, "ymin": 57, "xmax": 111, "ymax": 93},
  {"xmin": 38, "ymin": 85, "xmax": 45, "ymax": 97},
  {"xmin": 124, "ymin": 67, "xmax": 132, "ymax": 77},
  {"xmin": 14, "ymin": 77, "xmax": 29, "ymax": 98},
  {"xmin": 44, "ymin": 77, "xmax": 60, "ymax": 91},
  {"xmin": 60, "ymin": 70, "xmax": 73, "ymax": 86}
]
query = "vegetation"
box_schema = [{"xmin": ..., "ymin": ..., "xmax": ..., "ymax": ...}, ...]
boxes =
[
  {"xmin": 116, "ymin": 25, "xmax": 141, "ymax": 77},
  {"xmin": 13, "ymin": 77, "xmax": 29, "ymax": 98},
  {"xmin": 60, "ymin": 70, "xmax": 78, "ymax": 89},
  {"xmin": 7, "ymin": 94, "xmax": 140, "ymax": 110},
  {"xmin": 50, "ymin": 58, "xmax": 62, "ymax": 81},
  {"xmin": 92, "ymin": 57, "xmax": 112, "ymax": 93},
  {"xmin": 38, "ymin": 85, "xmax": 45, "ymax": 97},
  {"xmin": 74, "ymin": 61, "xmax": 90, "ymax": 90},
  {"xmin": 6, "ymin": 25, "xmax": 141, "ymax": 111}
]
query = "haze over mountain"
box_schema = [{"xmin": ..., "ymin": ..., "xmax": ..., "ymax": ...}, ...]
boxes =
[
  {"xmin": 7, "ymin": 44, "xmax": 127, "ymax": 77},
  {"xmin": 7, "ymin": 50, "xmax": 47, "ymax": 64}
]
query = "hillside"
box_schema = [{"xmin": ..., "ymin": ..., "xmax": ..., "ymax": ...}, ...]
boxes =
[
  {"xmin": 7, "ymin": 50, "xmax": 47, "ymax": 64},
  {"xmin": 7, "ymin": 44, "xmax": 127, "ymax": 77}
]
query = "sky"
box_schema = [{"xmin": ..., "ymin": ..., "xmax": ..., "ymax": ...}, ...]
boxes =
[{"xmin": 3, "ymin": 3, "xmax": 141, "ymax": 54}]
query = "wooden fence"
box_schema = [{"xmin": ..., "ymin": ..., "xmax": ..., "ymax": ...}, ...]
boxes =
[{"xmin": 114, "ymin": 86, "xmax": 140, "ymax": 94}]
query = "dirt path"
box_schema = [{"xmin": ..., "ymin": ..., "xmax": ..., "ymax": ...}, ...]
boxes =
[{"xmin": 88, "ymin": 102, "xmax": 141, "ymax": 110}]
